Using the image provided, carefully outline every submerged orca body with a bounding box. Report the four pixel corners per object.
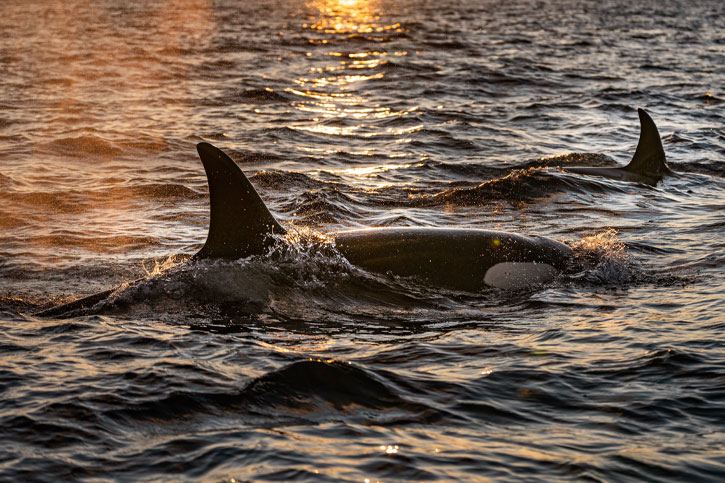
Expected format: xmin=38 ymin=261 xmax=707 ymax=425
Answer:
xmin=563 ymin=109 xmax=670 ymax=184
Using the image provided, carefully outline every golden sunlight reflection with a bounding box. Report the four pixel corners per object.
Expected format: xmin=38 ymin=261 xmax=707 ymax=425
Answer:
xmin=289 ymin=123 xmax=422 ymax=138
xmin=26 ymin=0 xmax=213 ymax=148
xmin=325 ymin=163 xmax=415 ymax=177
xmin=304 ymin=0 xmax=396 ymax=36
xmin=380 ymin=444 xmax=399 ymax=454
xmin=5 ymin=1 xmax=214 ymax=259
xmin=284 ymin=0 xmax=415 ymax=171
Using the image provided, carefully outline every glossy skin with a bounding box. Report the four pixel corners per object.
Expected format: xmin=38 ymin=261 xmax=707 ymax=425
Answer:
xmin=335 ymin=227 xmax=572 ymax=291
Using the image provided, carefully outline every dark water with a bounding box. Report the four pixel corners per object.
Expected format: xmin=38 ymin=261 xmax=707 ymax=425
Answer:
xmin=1 ymin=0 xmax=724 ymax=480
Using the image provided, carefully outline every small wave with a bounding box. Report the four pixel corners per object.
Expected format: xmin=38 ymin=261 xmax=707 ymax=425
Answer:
xmin=251 ymin=170 xmax=329 ymax=190
xmin=203 ymin=88 xmax=290 ymax=107
xmin=0 ymin=340 xmax=29 ymax=356
xmin=198 ymin=58 xmax=239 ymax=73
xmin=670 ymin=161 xmax=725 ymax=178
xmin=2 ymin=415 xmax=100 ymax=449
xmin=384 ymin=59 xmax=439 ymax=74
xmin=116 ymin=135 xmax=169 ymax=154
xmin=208 ymin=38 xmax=269 ymax=54
xmin=101 ymin=359 xmax=424 ymax=425
xmin=422 ymin=39 xmax=471 ymax=50
xmin=243 ymin=359 xmax=412 ymax=412
xmin=529 ymin=152 xmax=617 ymax=169
xmin=126 ymin=183 xmax=203 ymax=200
xmin=39 ymin=77 xmax=76 ymax=88
xmin=405 ymin=168 xmax=563 ymax=207
xmin=39 ymin=135 xmax=123 ymax=157
xmin=692 ymin=92 xmax=722 ymax=105
xmin=193 ymin=144 xmax=289 ymax=165
xmin=5 ymin=191 xmax=92 ymax=214
xmin=283 ymin=188 xmax=362 ymax=225
xmin=15 ymin=234 xmax=159 ymax=254
xmin=589 ymin=348 xmax=709 ymax=382
xmin=399 ymin=160 xmax=636 ymax=208
xmin=4 ymin=183 xmax=202 ymax=217
xmin=0 ymin=212 xmax=25 ymax=230
xmin=234 ymin=88 xmax=289 ymax=103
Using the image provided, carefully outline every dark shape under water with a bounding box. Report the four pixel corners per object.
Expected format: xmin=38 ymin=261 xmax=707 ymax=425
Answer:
xmin=564 ymin=109 xmax=670 ymax=184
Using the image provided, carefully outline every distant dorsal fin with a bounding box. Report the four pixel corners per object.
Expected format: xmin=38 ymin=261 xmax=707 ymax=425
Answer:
xmin=624 ymin=108 xmax=669 ymax=177
xmin=195 ymin=142 xmax=286 ymax=259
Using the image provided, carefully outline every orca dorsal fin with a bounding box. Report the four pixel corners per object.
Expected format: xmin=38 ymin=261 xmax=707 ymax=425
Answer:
xmin=624 ymin=108 xmax=669 ymax=178
xmin=195 ymin=142 xmax=286 ymax=259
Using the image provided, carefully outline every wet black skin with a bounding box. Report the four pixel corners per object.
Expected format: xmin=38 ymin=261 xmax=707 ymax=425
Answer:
xmin=335 ymin=228 xmax=571 ymax=291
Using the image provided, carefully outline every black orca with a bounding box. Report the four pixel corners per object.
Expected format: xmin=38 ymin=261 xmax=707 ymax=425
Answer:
xmin=38 ymin=141 xmax=576 ymax=317
xmin=563 ymin=109 xmax=670 ymax=184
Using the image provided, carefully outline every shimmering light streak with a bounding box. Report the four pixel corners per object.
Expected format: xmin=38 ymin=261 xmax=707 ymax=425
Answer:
xmin=285 ymin=0 xmax=416 ymax=165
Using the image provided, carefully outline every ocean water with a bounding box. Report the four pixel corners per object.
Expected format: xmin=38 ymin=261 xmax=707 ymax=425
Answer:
xmin=1 ymin=0 xmax=724 ymax=480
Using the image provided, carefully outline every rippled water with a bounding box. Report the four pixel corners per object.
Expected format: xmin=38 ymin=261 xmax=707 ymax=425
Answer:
xmin=1 ymin=0 xmax=724 ymax=480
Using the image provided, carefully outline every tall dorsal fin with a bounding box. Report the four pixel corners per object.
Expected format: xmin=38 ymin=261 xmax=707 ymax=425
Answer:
xmin=195 ymin=142 xmax=286 ymax=259
xmin=624 ymin=108 xmax=669 ymax=177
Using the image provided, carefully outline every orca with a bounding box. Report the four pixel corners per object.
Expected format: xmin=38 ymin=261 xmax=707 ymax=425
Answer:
xmin=191 ymin=141 xmax=572 ymax=292
xmin=563 ymin=109 xmax=670 ymax=184
xmin=201 ymin=142 xmax=574 ymax=289
xmin=38 ymin=141 xmax=575 ymax=317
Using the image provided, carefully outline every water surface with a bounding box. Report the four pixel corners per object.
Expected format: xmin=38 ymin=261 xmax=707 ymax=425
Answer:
xmin=1 ymin=0 xmax=724 ymax=481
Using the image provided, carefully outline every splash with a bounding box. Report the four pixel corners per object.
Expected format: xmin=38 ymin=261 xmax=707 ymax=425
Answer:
xmin=568 ymin=229 xmax=634 ymax=285
xmin=571 ymin=228 xmax=626 ymax=255
xmin=142 ymin=254 xmax=191 ymax=277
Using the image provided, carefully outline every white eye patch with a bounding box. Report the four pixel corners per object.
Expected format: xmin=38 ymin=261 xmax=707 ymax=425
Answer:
xmin=483 ymin=262 xmax=557 ymax=290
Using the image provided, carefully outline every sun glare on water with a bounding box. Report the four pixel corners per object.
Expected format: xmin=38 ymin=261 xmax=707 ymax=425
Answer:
xmin=286 ymin=0 xmax=415 ymax=188
xmin=337 ymin=0 xmax=363 ymax=7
